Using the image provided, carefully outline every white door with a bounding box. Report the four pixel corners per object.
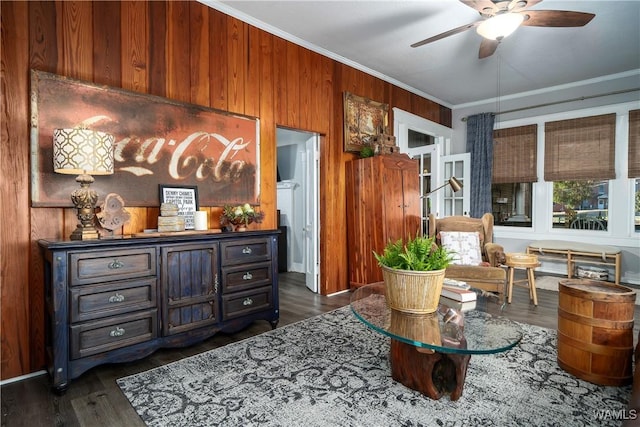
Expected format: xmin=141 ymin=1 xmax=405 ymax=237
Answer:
xmin=304 ymin=135 xmax=320 ymax=293
xmin=441 ymin=153 xmax=470 ymax=216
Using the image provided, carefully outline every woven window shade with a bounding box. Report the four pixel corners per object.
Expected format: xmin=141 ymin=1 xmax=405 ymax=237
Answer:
xmin=544 ymin=114 xmax=616 ymax=181
xmin=492 ymin=124 xmax=538 ymax=183
xmin=629 ymin=109 xmax=640 ymax=178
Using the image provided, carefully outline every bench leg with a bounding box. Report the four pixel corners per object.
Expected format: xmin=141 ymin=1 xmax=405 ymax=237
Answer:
xmin=527 ymin=267 xmax=538 ymax=306
xmin=567 ymin=251 xmax=573 ymax=279
xmin=507 ymin=267 xmax=515 ymax=304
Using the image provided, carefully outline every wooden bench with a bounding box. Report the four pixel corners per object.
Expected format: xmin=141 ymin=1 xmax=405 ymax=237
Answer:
xmin=526 ymin=240 xmax=621 ymax=285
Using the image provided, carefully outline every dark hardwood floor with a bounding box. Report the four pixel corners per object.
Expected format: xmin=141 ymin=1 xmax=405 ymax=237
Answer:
xmin=2 ymin=271 xmax=637 ymax=427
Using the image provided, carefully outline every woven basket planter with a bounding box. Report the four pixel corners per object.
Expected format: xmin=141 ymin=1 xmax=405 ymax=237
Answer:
xmin=389 ymin=309 xmax=442 ymax=347
xmin=382 ymin=265 xmax=446 ymax=314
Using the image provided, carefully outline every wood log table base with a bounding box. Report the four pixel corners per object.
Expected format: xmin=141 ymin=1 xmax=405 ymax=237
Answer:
xmin=390 ymin=339 xmax=471 ymax=401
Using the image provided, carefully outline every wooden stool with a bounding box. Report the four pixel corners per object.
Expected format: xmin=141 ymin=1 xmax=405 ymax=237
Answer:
xmin=505 ymin=253 xmax=540 ymax=305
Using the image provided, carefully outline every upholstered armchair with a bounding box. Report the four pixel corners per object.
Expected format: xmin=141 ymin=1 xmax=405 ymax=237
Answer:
xmin=428 ymin=213 xmax=507 ymax=299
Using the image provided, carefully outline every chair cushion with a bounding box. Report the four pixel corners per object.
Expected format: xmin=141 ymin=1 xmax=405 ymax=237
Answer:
xmin=440 ymin=231 xmax=483 ymax=266
xmin=437 ymin=219 xmax=486 ymax=245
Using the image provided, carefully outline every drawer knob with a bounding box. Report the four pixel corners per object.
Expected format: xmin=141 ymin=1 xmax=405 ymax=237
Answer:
xmin=242 ymin=247 xmax=252 ymax=254
xmin=108 ymin=293 xmax=125 ymax=303
xmin=108 ymin=259 xmax=124 ymax=269
xmin=243 ymin=297 xmax=253 ymax=306
xmin=242 ymin=272 xmax=253 ymax=280
xmin=109 ymin=326 xmax=125 ymax=337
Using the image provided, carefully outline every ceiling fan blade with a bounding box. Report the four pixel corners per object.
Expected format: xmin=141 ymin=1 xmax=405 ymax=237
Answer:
xmin=411 ymin=21 xmax=481 ymax=48
xmin=459 ymin=0 xmax=499 ymax=15
xmin=508 ymin=0 xmax=543 ymax=13
xmin=479 ymin=38 xmax=500 ymax=58
xmin=522 ymin=10 xmax=595 ymax=27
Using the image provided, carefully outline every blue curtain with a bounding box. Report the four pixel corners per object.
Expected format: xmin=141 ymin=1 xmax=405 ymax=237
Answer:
xmin=466 ymin=113 xmax=495 ymax=218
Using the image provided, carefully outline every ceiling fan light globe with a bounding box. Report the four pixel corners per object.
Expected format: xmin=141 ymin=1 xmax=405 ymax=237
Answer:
xmin=476 ymin=13 xmax=525 ymax=40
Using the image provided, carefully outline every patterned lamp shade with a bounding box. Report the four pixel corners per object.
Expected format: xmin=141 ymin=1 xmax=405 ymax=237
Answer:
xmin=53 ymin=128 xmax=115 ymax=175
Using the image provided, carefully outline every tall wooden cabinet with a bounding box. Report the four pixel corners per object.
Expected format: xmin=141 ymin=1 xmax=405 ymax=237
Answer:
xmin=346 ymin=153 xmax=421 ymax=288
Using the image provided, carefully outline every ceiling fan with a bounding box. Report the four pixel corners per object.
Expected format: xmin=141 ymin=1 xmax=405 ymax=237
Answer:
xmin=411 ymin=0 xmax=595 ymax=58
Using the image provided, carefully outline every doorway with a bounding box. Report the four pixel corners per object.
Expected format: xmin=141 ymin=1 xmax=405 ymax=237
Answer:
xmin=276 ymin=127 xmax=320 ymax=293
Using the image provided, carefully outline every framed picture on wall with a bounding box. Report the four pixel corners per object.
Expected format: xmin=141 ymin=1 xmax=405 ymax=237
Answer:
xmin=159 ymin=185 xmax=199 ymax=229
xmin=343 ymin=92 xmax=389 ymax=153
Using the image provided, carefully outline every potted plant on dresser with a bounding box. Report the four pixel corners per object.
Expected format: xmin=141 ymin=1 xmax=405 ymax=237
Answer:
xmin=219 ymin=204 xmax=265 ymax=232
xmin=374 ymin=235 xmax=453 ymax=314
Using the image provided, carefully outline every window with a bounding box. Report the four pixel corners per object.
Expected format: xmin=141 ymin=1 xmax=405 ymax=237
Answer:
xmin=629 ymin=109 xmax=640 ymax=178
xmin=633 ymin=179 xmax=640 ymax=233
xmin=408 ymin=129 xmax=435 ymax=148
xmin=492 ymin=182 xmax=533 ymax=226
xmin=545 ymin=114 xmax=616 ymax=231
xmin=491 ymin=124 xmax=537 ymax=226
xmin=552 ymin=180 xmax=609 ymax=230
xmin=629 ymin=110 xmax=640 ymax=232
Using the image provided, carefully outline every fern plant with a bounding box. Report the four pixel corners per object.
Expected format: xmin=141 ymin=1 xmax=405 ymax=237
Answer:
xmin=374 ymin=234 xmax=453 ymax=271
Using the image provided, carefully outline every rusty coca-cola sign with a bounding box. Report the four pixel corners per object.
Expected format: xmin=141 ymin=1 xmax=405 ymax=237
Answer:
xmin=30 ymin=70 xmax=259 ymax=207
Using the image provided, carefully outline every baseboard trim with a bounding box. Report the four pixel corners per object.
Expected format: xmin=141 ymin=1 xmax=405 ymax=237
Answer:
xmin=327 ymin=289 xmax=350 ymax=297
xmin=0 ymin=370 xmax=47 ymax=386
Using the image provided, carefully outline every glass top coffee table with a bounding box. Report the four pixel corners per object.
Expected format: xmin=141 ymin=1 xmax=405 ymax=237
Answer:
xmin=350 ymin=282 xmax=523 ymax=401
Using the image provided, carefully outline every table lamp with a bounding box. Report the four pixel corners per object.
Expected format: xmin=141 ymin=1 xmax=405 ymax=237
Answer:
xmin=53 ymin=128 xmax=115 ymax=240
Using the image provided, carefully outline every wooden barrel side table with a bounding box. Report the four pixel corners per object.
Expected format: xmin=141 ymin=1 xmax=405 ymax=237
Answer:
xmin=505 ymin=253 xmax=541 ymax=306
xmin=557 ymin=279 xmax=636 ymax=386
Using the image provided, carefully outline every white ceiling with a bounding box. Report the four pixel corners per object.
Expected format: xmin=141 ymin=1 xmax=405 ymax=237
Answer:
xmin=204 ymin=0 xmax=640 ymax=109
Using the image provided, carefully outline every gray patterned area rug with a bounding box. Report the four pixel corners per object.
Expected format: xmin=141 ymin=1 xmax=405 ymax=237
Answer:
xmin=117 ymin=307 xmax=631 ymax=427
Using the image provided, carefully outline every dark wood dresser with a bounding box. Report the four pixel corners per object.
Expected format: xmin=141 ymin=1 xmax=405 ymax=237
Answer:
xmin=38 ymin=230 xmax=279 ymax=393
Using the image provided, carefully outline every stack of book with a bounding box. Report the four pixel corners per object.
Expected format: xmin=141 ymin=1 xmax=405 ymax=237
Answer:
xmin=440 ymin=279 xmax=476 ymax=311
xmin=158 ymin=203 xmax=185 ymax=232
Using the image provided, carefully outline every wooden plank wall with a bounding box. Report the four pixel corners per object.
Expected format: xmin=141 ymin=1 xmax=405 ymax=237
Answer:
xmin=0 ymin=0 xmax=452 ymax=380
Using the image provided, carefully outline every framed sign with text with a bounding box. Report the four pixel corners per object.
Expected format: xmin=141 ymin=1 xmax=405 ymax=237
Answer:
xmin=30 ymin=70 xmax=260 ymax=207
xmin=159 ymin=185 xmax=199 ymax=229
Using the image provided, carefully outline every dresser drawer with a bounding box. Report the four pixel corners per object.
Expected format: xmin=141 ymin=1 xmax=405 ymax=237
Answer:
xmin=69 ymin=310 xmax=158 ymax=359
xmin=220 ymin=238 xmax=271 ymax=266
xmin=70 ymin=278 xmax=157 ymax=323
xmin=221 ymin=262 xmax=272 ymax=293
xmin=70 ymin=248 xmax=156 ymax=286
xmin=222 ymin=286 xmax=273 ymax=320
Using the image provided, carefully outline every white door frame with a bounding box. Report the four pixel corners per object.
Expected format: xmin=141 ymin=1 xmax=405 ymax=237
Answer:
xmin=304 ymin=135 xmax=320 ymax=293
xmin=393 ymin=107 xmax=452 ymax=219
xmin=275 ymin=127 xmax=320 ymax=293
